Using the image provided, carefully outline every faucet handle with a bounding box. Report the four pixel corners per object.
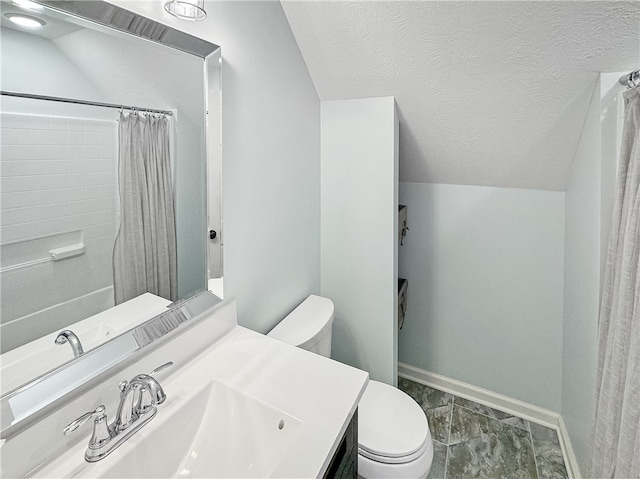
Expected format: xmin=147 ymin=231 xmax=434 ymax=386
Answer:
xmin=150 ymin=361 xmax=173 ymax=375
xmin=64 ymin=405 xmax=107 ymax=435
xmin=117 ymin=361 xmax=172 ymax=398
xmin=118 ymin=362 xmax=173 ymax=394
xmin=118 ymin=380 xmax=128 ymax=395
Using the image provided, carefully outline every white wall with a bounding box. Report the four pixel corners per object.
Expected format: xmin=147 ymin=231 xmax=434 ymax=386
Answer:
xmin=320 ymin=97 xmax=398 ymax=385
xmin=0 ymin=29 xmax=103 ymax=100
xmin=600 ymin=73 xmax=627 ymax=277
xmin=561 ymin=79 xmax=600 ymax=476
xmin=398 ymin=182 xmax=565 ymax=411
xmin=107 ymin=0 xmax=321 ymax=332
xmin=560 ymin=74 xmax=625 ymax=474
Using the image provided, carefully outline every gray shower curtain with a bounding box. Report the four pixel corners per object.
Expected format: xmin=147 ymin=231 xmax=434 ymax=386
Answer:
xmin=589 ymin=87 xmax=640 ymax=478
xmin=113 ymin=112 xmax=177 ymax=305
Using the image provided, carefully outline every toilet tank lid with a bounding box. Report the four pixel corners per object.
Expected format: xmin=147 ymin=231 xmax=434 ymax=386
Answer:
xmin=267 ymin=295 xmax=334 ymax=347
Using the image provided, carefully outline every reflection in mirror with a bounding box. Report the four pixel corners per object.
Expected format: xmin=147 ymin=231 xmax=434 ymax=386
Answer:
xmin=1 ymin=291 xmax=224 ymax=432
xmin=0 ymin=0 xmax=220 ymax=397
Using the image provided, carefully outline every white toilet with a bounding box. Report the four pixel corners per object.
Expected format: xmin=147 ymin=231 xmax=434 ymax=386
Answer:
xmin=268 ymin=295 xmax=434 ymax=479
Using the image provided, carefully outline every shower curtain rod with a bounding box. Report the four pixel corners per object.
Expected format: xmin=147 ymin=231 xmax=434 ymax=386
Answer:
xmin=0 ymin=90 xmax=174 ymax=116
xmin=619 ymin=69 xmax=639 ymax=87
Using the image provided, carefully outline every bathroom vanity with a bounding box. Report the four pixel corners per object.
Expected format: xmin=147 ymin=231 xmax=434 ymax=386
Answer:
xmin=323 ymin=411 xmax=359 ymax=478
xmin=11 ymin=297 xmax=367 ymax=478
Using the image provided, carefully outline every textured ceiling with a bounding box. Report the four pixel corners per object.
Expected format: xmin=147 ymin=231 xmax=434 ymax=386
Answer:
xmin=281 ymin=1 xmax=640 ymax=191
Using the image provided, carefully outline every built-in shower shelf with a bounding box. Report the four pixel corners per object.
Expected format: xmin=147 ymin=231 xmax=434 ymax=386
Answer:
xmin=48 ymin=243 xmax=85 ymax=261
xmin=0 ymin=230 xmax=85 ymax=273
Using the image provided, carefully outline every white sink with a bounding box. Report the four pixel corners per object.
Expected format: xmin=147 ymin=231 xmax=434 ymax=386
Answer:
xmin=39 ymin=380 xmax=303 ymax=479
xmin=104 ymin=381 xmax=302 ymax=478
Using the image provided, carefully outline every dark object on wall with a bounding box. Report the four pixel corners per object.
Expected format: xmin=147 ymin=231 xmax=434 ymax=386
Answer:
xmin=399 ymin=204 xmax=408 ymax=245
xmin=398 ymin=278 xmax=408 ymax=330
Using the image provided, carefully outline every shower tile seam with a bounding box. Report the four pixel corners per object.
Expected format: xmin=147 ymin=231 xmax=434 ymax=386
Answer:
xmin=0 ymin=209 xmax=118 ymax=220
xmin=0 ymin=203 xmax=118 ymax=212
xmin=0 ymin=184 xmax=117 ymax=193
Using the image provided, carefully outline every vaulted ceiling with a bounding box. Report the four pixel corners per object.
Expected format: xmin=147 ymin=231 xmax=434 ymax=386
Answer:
xmin=281 ymin=1 xmax=640 ymax=191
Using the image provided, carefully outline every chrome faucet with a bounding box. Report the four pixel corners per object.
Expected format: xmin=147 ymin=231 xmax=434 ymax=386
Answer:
xmin=64 ymin=362 xmax=172 ymax=462
xmin=55 ymin=329 xmax=84 ymax=358
xmin=114 ymin=373 xmax=167 ymax=432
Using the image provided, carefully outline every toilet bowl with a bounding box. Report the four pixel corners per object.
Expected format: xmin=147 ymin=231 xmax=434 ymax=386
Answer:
xmin=267 ymin=295 xmax=433 ymax=479
xmin=358 ymin=380 xmax=433 ymax=479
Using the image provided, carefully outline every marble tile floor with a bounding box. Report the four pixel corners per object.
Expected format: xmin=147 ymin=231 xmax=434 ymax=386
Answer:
xmin=398 ymin=377 xmax=569 ymax=479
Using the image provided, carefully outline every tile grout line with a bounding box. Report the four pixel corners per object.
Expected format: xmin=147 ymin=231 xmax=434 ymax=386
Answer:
xmin=448 ymin=394 xmax=455 ymax=445
xmin=443 ymin=442 xmax=450 ymax=479
xmin=529 ymin=425 xmax=541 ymax=479
xmin=443 ymin=392 xmax=455 ymax=479
xmin=454 ymin=398 xmax=530 ymax=433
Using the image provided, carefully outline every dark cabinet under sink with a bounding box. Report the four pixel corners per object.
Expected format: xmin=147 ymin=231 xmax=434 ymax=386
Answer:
xmin=323 ymin=409 xmax=358 ymax=479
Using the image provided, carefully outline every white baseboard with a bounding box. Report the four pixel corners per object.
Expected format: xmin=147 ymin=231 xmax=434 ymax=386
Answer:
xmin=398 ymin=362 xmax=581 ymax=479
xmin=557 ymin=415 xmax=582 ymax=479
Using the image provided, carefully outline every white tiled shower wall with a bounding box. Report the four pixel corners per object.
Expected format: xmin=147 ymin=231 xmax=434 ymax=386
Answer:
xmin=0 ymin=112 xmax=119 ymax=350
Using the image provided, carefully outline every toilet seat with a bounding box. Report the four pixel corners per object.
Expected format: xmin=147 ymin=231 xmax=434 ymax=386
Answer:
xmin=358 ymin=442 xmax=433 ymax=479
xmin=358 ymin=437 xmax=430 ymax=464
xmin=357 ymin=380 xmax=430 ymax=464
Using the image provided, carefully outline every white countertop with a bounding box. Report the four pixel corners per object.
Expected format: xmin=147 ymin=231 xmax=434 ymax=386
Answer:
xmin=191 ymin=325 xmax=369 ymax=477
xmin=32 ymin=300 xmax=369 ymax=478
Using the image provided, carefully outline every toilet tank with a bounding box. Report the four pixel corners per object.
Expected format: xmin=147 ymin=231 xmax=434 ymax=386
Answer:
xmin=267 ymin=295 xmax=334 ymax=357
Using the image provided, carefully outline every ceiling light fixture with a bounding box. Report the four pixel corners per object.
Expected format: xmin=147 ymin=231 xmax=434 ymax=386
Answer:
xmin=164 ymin=0 xmax=206 ymax=21
xmin=4 ymin=13 xmax=46 ymax=28
xmin=11 ymin=0 xmax=44 ymax=11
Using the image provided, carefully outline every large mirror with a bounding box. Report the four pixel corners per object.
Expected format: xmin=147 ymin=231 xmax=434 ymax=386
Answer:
xmin=0 ymin=0 xmax=221 ymax=397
